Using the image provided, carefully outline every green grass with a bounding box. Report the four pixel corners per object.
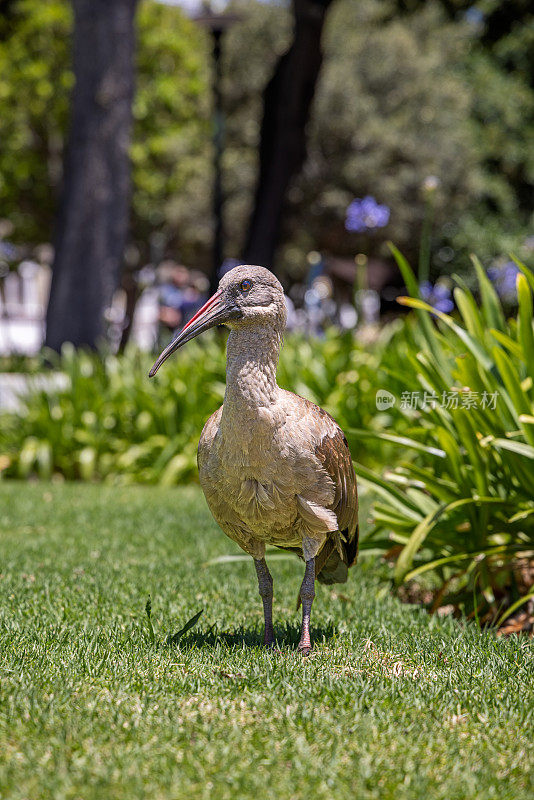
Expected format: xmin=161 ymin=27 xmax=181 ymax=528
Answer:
xmin=0 ymin=483 xmax=532 ymax=800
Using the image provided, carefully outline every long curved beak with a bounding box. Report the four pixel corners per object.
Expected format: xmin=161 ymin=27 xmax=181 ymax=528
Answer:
xmin=149 ymin=290 xmax=238 ymax=377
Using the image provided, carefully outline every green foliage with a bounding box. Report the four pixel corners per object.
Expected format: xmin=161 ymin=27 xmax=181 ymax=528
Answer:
xmin=0 ymin=0 xmax=72 ymax=243
xmin=132 ymin=0 xmax=211 ymax=262
xmin=226 ymin=0 xmax=533 ymax=274
xmin=0 ymin=482 xmax=532 ymax=799
xmin=0 ymin=337 xmax=225 ymax=484
xmin=291 ymin=0 xmax=480 ymax=270
xmin=1 ymin=0 xmax=531 ymax=273
xmin=360 ymin=252 xmax=534 ymax=620
xmin=0 ymin=328 xmax=403 ymax=483
xmin=0 ymin=0 xmax=209 ymax=258
xmin=450 ymin=43 xmax=534 ymax=266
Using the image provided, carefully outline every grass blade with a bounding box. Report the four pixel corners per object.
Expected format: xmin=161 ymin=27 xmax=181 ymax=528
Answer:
xmin=145 ymin=596 xmax=155 ymax=644
xmin=167 ymin=609 xmax=204 ymax=645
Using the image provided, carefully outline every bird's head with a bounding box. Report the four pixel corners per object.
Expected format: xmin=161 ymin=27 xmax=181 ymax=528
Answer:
xmin=149 ymin=265 xmax=286 ymax=377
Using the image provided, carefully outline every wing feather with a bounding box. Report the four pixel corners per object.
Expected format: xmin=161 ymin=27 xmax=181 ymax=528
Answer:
xmin=297 ymin=396 xmax=359 ymax=567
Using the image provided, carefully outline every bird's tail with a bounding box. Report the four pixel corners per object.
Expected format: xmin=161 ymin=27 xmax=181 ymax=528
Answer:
xmin=316 ymin=526 xmax=358 ymax=585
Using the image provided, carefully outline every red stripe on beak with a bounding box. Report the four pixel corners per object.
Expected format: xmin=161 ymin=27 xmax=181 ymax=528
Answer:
xmin=180 ymin=290 xmax=222 ymax=334
xmin=148 ymin=289 xmax=225 ymax=377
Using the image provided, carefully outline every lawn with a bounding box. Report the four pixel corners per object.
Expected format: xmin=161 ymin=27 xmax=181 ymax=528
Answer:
xmin=0 ymin=483 xmax=532 ymax=800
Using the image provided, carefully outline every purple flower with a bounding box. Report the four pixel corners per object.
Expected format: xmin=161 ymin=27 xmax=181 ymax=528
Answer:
xmin=0 ymin=241 xmax=17 ymax=260
xmin=487 ymin=261 xmax=519 ymax=300
xmin=420 ymin=281 xmax=454 ymax=313
xmin=345 ymin=196 xmax=390 ymax=233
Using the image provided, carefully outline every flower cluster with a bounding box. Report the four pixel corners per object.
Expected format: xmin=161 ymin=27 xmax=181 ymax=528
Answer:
xmin=419 ymin=281 xmax=454 ymax=313
xmin=345 ymin=196 xmax=390 ymax=233
xmin=0 ymin=240 xmax=17 ymax=261
xmin=487 ymin=261 xmax=519 ymax=300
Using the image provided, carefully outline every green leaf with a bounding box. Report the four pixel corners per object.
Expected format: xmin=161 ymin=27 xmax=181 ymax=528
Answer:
xmin=167 ymin=609 xmax=204 ymax=645
xmin=490 ymin=438 xmax=534 ymax=459
xmin=511 ymin=254 xmax=534 ymax=295
xmin=397 ymin=296 xmax=493 ymax=371
xmin=471 ymin=255 xmax=506 ymax=332
xmin=495 ymin=589 xmax=534 ymax=629
xmin=517 ymin=273 xmax=534 ymax=380
xmin=435 ymin=427 xmax=464 ymax=486
xmin=405 ymin=543 xmax=521 ymax=581
xmin=489 ymin=328 xmax=523 ymax=360
xmin=508 ymin=506 xmax=534 ymax=523
xmin=355 ymin=462 xmax=423 ymax=519
xmin=492 ymin=346 xmax=534 ymax=445
xmin=405 ymin=487 xmax=440 ymax=515
xmin=347 ymin=429 xmax=445 ymax=457
xmin=388 ymin=243 xmax=442 ymax=363
xmin=372 ymin=507 xmax=416 ymax=530
xmin=453 ymin=287 xmax=485 ymax=341
xmin=397 ymin=462 xmax=458 ymax=503
xmin=395 ymin=497 xmax=512 ymax=584
xmin=452 ymin=409 xmax=488 ymax=496
xmin=388 ymin=242 xmax=419 ymax=297
xmin=414 ymin=351 xmax=452 ymax=393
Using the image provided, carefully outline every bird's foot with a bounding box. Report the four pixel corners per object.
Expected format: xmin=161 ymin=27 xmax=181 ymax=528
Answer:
xmin=297 ymin=633 xmax=313 ymax=656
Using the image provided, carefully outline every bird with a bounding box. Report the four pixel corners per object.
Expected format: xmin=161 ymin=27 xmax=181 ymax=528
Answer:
xmin=149 ymin=265 xmax=358 ymax=653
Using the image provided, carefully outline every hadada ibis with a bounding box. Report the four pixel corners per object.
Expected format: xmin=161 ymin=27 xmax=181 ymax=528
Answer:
xmin=149 ymin=266 xmax=358 ymax=653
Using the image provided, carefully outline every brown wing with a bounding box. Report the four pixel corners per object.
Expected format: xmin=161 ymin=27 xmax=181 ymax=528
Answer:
xmin=315 ymin=424 xmax=359 ymax=566
xmin=295 ymin=394 xmax=359 ymax=571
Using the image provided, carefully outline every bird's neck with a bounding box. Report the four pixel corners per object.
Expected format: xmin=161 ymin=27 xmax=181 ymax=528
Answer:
xmin=222 ymin=324 xmax=282 ymax=421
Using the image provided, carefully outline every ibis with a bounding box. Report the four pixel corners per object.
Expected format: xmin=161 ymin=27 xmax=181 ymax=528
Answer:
xmin=149 ymin=265 xmax=358 ymax=653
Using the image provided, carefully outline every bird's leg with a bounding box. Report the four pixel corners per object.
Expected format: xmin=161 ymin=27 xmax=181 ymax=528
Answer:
xmin=254 ymin=558 xmax=275 ymax=647
xmin=297 ymin=558 xmax=315 ymax=655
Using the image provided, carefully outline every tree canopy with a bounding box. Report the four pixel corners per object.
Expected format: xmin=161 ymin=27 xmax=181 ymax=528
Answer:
xmin=0 ymin=0 xmax=532 ymax=279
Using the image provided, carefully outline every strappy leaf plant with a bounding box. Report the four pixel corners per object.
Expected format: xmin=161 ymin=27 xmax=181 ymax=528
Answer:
xmin=356 ymin=250 xmax=534 ymax=623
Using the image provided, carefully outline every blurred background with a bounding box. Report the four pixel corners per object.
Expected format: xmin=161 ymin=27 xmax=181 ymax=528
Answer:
xmin=0 ymin=0 xmax=533 ymax=355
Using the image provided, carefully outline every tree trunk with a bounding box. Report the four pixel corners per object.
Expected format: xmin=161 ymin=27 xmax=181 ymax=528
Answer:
xmin=0 ymin=1 xmax=16 ymax=40
xmin=45 ymin=0 xmax=138 ymax=351
xmin=243 ymin=0 xmax=333 ymax=270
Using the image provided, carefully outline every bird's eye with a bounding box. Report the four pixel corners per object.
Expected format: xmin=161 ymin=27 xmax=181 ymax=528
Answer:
xmin=240 ymin=279 xmax=252 ymax=294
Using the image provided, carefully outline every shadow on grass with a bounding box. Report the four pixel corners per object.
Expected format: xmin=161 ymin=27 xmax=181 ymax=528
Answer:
xmin=169 ymin=621 xmax=338 ymax=651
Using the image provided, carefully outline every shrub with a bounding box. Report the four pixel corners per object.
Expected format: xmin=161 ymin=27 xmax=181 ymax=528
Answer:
xmin=358 ymin=251 xmax=534 ymax=624
xmin=0 ymin=327 xmax=405 ymax=484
